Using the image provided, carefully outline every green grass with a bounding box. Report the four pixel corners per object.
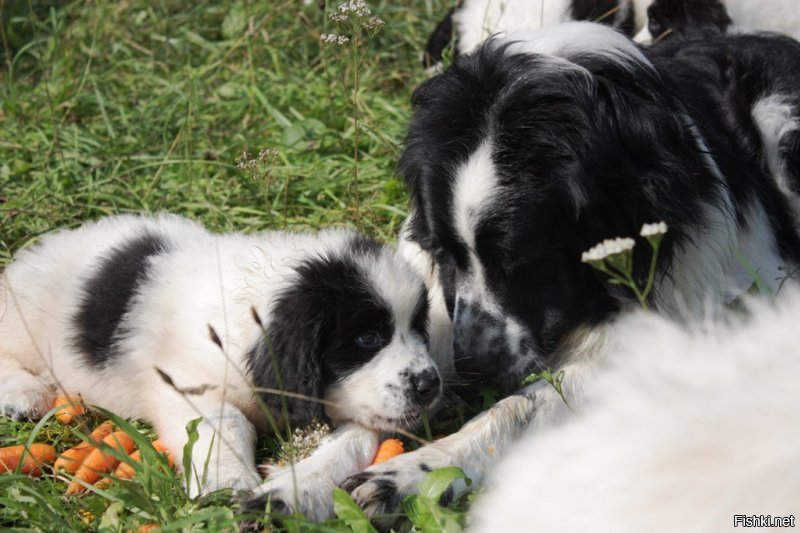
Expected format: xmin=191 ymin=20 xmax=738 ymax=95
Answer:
xmin=0 ymin=0 xmax=476 ymax=530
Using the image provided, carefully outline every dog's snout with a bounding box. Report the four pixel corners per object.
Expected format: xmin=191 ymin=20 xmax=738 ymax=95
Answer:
xmin=410 ymin=368 xmax=441 ymax=407
xmin=453 ymin=301 xmax=505 ymax=380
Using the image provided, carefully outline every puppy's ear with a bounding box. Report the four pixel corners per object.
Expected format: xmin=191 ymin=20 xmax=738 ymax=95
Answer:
xmin=248 ymin=293 xmax=328 ymax=427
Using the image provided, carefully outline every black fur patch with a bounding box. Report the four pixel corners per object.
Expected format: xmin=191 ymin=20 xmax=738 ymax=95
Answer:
xmin=646 ymin=0 xmax=731 ymax=40
xmin=246 ymin=239 xmax=397 ymax=427
xmin=572 ymin=0 xmax=635 ymax=35
xmin=422 ymin=7 xmax=455 ymax=68
xmin=72 ymin=233 xmax=166 ymax=367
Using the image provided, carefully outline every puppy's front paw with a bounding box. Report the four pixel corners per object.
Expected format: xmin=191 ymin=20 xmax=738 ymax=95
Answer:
xmin=245 ymin=464 xmax=337 ymax=522
xmin=0 ymin=373 xmax=52 ymax=420
xmin=237 ymin=488 xmax=292 ymax=531
xmin=341 ymin=448 xmax=455 ymax=519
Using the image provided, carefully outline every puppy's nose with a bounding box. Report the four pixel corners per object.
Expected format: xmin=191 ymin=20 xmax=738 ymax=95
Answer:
xmin=411 ymin=368 xmax=441 ymax=407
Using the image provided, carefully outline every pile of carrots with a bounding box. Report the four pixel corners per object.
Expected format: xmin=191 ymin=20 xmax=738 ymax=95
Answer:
xmin=2 ymin=394 xmax=405 ymax=490
xmin=0 ymin=395 xmax=174 ymax=495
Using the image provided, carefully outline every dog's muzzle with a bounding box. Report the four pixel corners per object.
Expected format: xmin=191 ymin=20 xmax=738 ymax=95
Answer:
xmin=452 ymin=300 xmax=508 ymax=381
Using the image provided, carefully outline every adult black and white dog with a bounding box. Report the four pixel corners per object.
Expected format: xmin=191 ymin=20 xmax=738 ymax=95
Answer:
xmin=341 ymin=22 xmax=800 ymax=516
xmin=0 ymin=214 xmax=441 ymax=518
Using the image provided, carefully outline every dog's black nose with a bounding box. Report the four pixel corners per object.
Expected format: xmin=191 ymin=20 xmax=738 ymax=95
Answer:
xmin=411 ymin=368 xmax=441 ymax=407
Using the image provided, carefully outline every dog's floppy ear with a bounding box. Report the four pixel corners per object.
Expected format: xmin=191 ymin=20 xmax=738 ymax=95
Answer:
xmin=248 ymin=288 xmax=328 ymax=427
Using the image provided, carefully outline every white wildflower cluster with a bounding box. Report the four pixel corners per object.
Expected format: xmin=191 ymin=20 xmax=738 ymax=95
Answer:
xmin=279 ymin=420 xmax=331 ymax=463
xmin=330 ymin=0 xmax=370 ymax=21
xmin=235 ymin=151 xmax=256 ymax=172
xmin=329 ymin=0 xmax=384 ymax=32
xmin=235 ymin=148 xmax=279 ymax=172
xmin=581 ymin=237 xmax=635 ymax=263
xmin=640 ymin=221 xmax=668 ymax=237
xmin=320 ymin=33 xmax=350 ymax=45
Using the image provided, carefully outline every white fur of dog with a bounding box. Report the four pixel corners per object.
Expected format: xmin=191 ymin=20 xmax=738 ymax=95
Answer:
xmin=470 ymin=291 xmax=800 ymax=533
xmin=0 ymin=214 xmax=441 ymax=518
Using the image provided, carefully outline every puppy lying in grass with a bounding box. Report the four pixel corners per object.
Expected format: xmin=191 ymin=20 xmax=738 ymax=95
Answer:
xmin=0 ymin=214 xmax=441 ymax=518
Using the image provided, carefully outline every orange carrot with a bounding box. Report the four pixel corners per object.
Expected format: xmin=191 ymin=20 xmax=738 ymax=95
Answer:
xmin=371 ymin=438 xmax=404 ymax=465
xmin=55 ymin=421 xmax=115 ymax=474
xmin=138 ymin=523 xmax=160 ymax=533
xmin=66 ymin=430 xmax=135 ymax=495
xmin=0 ymin=443 xmax=57 ymax=475
xmin=52 ymin=394 xmax=85 ymax=424
xmin=110 ymin=439 xmax=175 ymax=481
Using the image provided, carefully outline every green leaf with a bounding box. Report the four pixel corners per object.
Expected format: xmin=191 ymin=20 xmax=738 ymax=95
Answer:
xmin=98 ymin=500 xmax=123 ymax=530
xmin=332 ymin=488 xmax=377 ymax=533
xmin=182 ymin=417 xmax=203 ymax=496
xmin=221 ymin=5 xmax=248 ymax=40
xmin=404 ymin=467 xmax=471 ymax=533
xmin=281 ymin=118 xmax=328 ymax=148
xmin=419 ymin=466 xmax=471 ymax=500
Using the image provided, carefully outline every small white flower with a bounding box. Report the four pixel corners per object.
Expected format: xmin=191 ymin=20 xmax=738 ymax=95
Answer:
xmin=581 ymin=237 xmax=635 ymax=263
xmin=337 ymin=0 xmax=370 ymax=17
xmin=280 ymin=420 xmax=331 ymax=463
xmin=364 ymin=15 xmax=384 ymax=31
xmin=320 ymin=33 xmax=350 ymax=45
xmin=640 ymin=222 xmax=668 ymax=237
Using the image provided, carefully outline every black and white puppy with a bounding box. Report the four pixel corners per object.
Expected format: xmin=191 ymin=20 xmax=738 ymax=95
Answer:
xmin=0 ymin=214 xmax=441 ymax=518
xmin=342 ymin=22 xmax=800 ymax=515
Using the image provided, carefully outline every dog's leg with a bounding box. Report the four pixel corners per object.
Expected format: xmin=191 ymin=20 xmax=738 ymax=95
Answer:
xmin=241 ymin=423 xmax=379 ymax=522
xmin=341 ymin=363 xmax=591 ymax=521
xmin=0 ymin=357 xmax=54 ymax=420
xmin=153 ymin=394 xmax=261 ymax=496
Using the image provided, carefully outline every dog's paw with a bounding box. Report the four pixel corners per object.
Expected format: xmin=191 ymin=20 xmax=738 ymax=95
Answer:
xmin=341 ymin=447 xmax=456 ymax=518
xmin=0 ymin=373 xmax=52 ymax=420
xmin=245 ymin=464 xmax=337 ymax=522
xmin=236 ymin=489 xmax=292 ymax=532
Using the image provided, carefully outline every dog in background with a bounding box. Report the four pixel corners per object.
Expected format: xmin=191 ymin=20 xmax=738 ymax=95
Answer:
xmin=341 ymin=22 xmax=800 ymax=517
xmin=424 ymin=0 xmax=800 ymax=68
xmin=638 ymin=0 xmax=800 ymax=42
xmin=0 ymin=213 xmax=441 ymax=519
xmin=470 ymin=290 xmax=800 ymax=533
xmin=423 ymin=0 xmax=636 ymax=68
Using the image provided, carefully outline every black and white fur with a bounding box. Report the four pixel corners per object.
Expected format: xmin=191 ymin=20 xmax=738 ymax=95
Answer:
xmin=341 ymin=23 xmax=800 ymax=516
xmin=637 ymin=0 xmax=800 ymax=43
xmin=424 ymin=0 xmax=800 ymax=68
xmin=0 ymin=214 xmax=441 ymax=518
xmin=470 ymin=291 xmax=800 ymax=533
xmin=423 ymin=0 xmax=636 ymax=68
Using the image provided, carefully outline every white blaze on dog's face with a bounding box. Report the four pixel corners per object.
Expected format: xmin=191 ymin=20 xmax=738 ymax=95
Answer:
xmin=249 ymin=234 xmax=441 ymax=431
xmin=324 ymin=249 xmax=441 ymax=431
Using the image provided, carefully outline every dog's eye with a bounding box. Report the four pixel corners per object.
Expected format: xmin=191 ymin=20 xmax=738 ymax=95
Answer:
xmin=355 ymin=330 xmax=385 ymax=350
